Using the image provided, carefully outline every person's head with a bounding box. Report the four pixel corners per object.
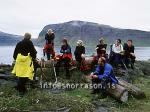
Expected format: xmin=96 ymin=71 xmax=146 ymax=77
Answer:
xmin=115 ymin=39 xmax=121 ymax=46
xmin=24 ymin=33 xmax=31 ymax=40
xmin=47 ymin=29 xmax=53 ymax=35
xmin=127 ymin=39 xmax=133 ymax=47
xmin=62 ymin=38 xmax=68 ymax=46
xmin=99 ymin=38 xmax=105 ymax=45
xmin=98 ymin=57 xmax=106 ymax=66
xmin=77 ymin=40 xmax=83 ymax=46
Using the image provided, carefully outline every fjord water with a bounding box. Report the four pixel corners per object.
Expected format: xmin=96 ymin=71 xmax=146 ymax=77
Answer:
xmin=0 ymin=46 xmax=150 ymax=64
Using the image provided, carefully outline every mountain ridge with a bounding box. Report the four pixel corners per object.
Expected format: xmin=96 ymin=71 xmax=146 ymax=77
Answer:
xmin=0 ymin=31 xmax=23 ymax=46
xmin=38 ymin=20 xmax=150 ymax=46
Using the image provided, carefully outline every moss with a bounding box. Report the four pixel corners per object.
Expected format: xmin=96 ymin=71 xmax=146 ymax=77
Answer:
xmin=0 ymin=61 xmax=150 ymax=111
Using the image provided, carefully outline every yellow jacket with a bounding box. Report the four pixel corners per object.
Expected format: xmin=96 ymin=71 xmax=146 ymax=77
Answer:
xmin=12 ymin=53 xmax=34 ymax=80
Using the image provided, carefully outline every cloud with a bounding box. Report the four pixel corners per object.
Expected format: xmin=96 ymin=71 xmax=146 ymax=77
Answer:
xmin=0 ymin=0 xmax=150 ymax=38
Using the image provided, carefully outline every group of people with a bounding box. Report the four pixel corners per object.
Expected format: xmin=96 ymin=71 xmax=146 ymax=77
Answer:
xmin=109 ymin=39 xmax=135 ymax=69
xmin=12 ymin=29 xmax=136 ymax=97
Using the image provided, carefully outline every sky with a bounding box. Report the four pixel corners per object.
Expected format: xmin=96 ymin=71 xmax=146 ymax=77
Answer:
xmin=0 ymin=0 xmax=150 ymax=38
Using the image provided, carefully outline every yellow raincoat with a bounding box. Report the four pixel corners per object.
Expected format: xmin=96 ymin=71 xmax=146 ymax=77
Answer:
xmin=12 ymin=53 xmax=34 ymax=80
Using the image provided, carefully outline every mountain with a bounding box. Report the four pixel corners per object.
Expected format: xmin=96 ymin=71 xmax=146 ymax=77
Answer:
xmin=38 ymin=20 xmax=150 ymax=46
xmin=0 ymin=31 xmax=23 ymax=46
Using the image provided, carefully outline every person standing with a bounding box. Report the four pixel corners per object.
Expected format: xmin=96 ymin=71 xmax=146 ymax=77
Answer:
xmin=12 ymin=33 xmax=37 ymax=95
xmin=43 ymin=29 xmax=55 ymax=60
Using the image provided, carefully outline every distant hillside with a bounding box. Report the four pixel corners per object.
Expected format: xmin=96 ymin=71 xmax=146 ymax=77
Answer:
xmin=38 ymin=21 xmax=150 ymax=46
xmin=0 ymin=31 xmax=23 ymax=46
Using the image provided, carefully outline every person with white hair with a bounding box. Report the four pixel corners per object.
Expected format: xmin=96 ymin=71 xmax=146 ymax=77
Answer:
xmin=43 ymin=29 xmax=55 ymax=60
xmin=74 ymin=40 xmax=85 ymax=68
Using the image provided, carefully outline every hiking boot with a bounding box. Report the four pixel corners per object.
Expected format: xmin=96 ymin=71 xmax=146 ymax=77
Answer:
xmin=91 ymin=90 xmax=100 ymax=94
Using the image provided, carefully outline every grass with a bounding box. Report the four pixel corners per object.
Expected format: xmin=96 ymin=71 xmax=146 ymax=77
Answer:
xmin=0 ymin=61 xmax=150 ymax=112
xmin=64 ymin=75 xmax=150 ymax=112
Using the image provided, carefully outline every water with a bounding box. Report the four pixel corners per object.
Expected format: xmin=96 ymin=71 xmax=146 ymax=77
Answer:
xmin=0 ymin=46 xmax=150 ymax=64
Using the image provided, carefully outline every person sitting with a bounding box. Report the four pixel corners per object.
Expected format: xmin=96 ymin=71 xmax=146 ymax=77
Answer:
xmin=74 ymin=40 xmax=85 ymax=69
xmin=96 ymin=38 xmax=107 ymax=58
xmin=43 ymin=29 xmax=55 ymax=60
xmin=123 ymin=40 xmax=136 ymax=69
xmin=111 ymin=39 xmax=124 ymax=67
xmin=91 ymin=38 xmax=107 ymax=68
xmin=55 ymin=38 xmax=72 ymax=79
xmin=12 ymin=33 xmax=37 ymax=96
xmin=90 ymin=57 xmax=118 ymax=98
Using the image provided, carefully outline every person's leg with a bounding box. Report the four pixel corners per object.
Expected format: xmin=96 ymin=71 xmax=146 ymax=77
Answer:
xmin=46 ymin=53 xmax=50 ymax=60
xmin=17 ymin=77 xmax=28 ymax=95
xmin=125 ymin=57 xmax=130 ymax=68
xmin=131 ymin=56 xmax=135 ymax=69
xmin=55 ymin=59 xmax=62 ymax=76
xmin=51 ymin=47 xmax=55 ymax=59
xmin=113 ymin=53 xmax=119 ymax=68
xmin=100 ymin=78 xmax=111 ymax=98
xmin=76 ymin=57 xmax=82 ymax=70
xmin=64 ymin=58 xmax=71 ymax=79
xmin=91 ymin=78 xmax=101 ymax=94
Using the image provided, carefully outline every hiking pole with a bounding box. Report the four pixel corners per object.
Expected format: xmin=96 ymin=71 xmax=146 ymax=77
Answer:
xmin=121 ymin=59 xmax=128 ymax=71
xmin=52 ymin=60 xmax=58 ymax=83
xmin=40 ymin=66 xmax=47 ymax=80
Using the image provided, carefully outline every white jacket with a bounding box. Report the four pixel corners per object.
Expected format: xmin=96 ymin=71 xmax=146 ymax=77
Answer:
xmin=112 ymin=44 xmax=123 ymax=54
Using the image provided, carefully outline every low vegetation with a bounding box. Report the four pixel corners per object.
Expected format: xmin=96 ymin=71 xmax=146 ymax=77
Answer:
xmin=0 ymin=61 xmax=150 ymax=112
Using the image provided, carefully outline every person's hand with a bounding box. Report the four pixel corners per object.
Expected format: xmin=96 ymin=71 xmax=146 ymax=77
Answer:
xmin=120 ymin=51 xmax=124 ymax=55
xmin=93 ymin=75 xmax=98 ymax=78
xmin=51 ymin=59 xmax=54 ymax=62
xmin=81 ymin=54 xmax=85 ymax=59
xmin=101 ymin=48 xmax=106 ymax=51
xmin=65 ymin=50 xmax=67 ymax=53
xmin=90 ymin=72 xmax=94 ymax=78
xmin=130 ymin=53 xmax=135 ymax=57
xmin=95 ymin=47 xmax=99 ymax=50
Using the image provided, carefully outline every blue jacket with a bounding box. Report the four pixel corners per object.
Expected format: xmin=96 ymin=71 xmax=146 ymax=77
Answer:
xmin=94 ymin=63 xmax=118 ymax=84
xmin=60 ymin=45 xmax=71 ymax=54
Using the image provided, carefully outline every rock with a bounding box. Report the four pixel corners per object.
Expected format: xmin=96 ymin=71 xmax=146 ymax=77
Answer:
xmin=95 ymin=106 xmax=108 ymax=112
xmin=0 ymin=74 xmax=15 ymax=80
xmin=0 ymin=79 xmax=17 ymax=87
xmin=0 ymin=69 xmax=5 ymax=74
xmin=92 ymin=101 xmax=109 ymax=112
xmin=56 ymin=107 xmax=70 ymax=112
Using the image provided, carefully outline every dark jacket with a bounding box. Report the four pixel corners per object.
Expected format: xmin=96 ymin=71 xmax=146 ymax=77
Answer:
xmin=13 ymin=39 xmax=37 ymax=60
xmin=96 ymin=44 xmax=107 ymax=55
xmin=74 ymin=46 xmax=85 ymax=62
xmin=45 ymin=33 xmax=55 ymax=44
xmin=123 ymin=43 xmax=134 ymax=57
xmin=60 ymin=44 xmax=71 ymax=54
xmin=94 ymin=63 xmax=118 ymax=84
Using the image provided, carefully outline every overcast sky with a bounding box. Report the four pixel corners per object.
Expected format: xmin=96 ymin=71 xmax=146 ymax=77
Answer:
xmin=0 ymin=0 xmax=150 ymax=38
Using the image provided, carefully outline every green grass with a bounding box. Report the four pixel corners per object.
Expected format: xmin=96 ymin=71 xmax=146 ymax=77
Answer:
xmin=0 ymin=61 xmax=150 ymax=112
xmin=64 ymin=75 xmax=150 ymax=112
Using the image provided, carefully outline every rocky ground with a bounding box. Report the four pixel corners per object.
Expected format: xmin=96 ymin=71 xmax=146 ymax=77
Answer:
xmin=0 ymin=61 xmax=150 ymax=112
